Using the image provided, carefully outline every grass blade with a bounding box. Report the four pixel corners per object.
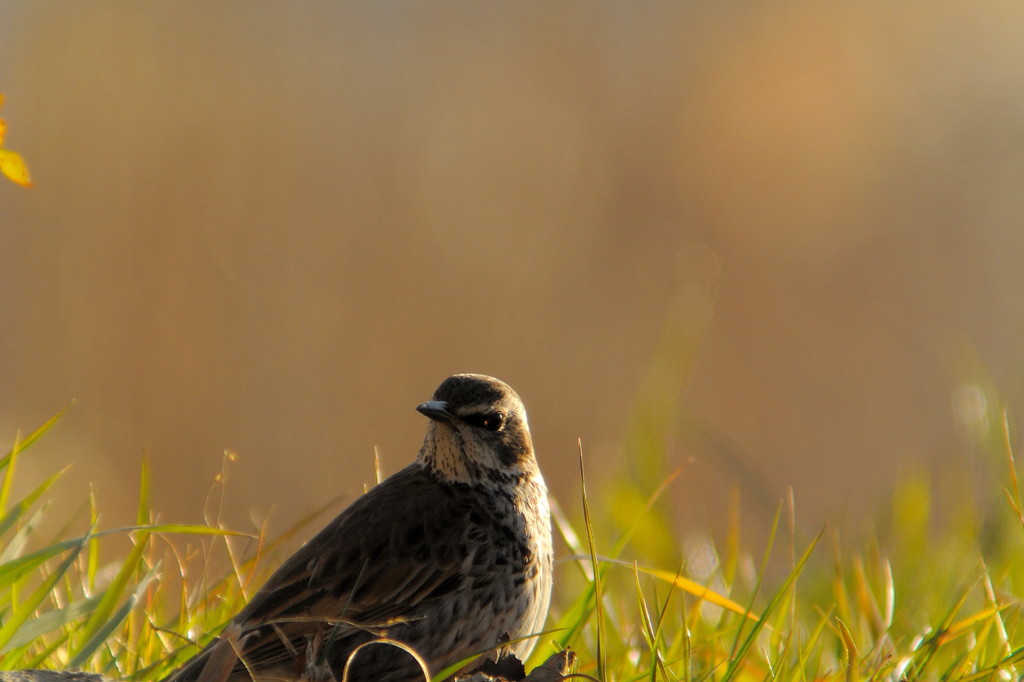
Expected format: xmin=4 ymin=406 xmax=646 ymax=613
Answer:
xmin=579 ymin=441 xmax=606 ymax=682
xmin=721 ymin=526 xmax=824 ymax=682
xmin=68 ymin=568 xmax=157 ymax=668
xmin=604 ymin=558 xmax=757 ymax=620
xmin=0 ymin=466 xmax=70 ymax=540
xmin=4 ymin=594 xmax=102 ymax=650
xmin=0 ymin=403 xmax=73 ymax=474
xmin=0 ymin=533 xmax=88 ymax=653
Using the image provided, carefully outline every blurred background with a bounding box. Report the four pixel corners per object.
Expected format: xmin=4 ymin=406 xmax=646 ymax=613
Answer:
xmin=2 ymin=2 xmax=1024 ymax=546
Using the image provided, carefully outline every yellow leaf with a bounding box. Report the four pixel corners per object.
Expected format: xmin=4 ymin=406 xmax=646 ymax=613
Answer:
xmin=0 ymin=118 xmax=6 ymax=146
xmin=0 ymin=148 xmax=32 ymax=187
xmin=624 ymin=561 xmax=760 ymax=621
xmin=937 ymin=605 xmax=1005 ymax=644
xmin=834 ymin=617 xmax=860 ymax=682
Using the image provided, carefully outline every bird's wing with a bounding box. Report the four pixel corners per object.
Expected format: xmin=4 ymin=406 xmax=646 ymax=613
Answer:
xmin=164 ymin=464 xmax=471 ymax=682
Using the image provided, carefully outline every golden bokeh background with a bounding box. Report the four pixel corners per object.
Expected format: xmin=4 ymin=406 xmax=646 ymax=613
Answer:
xmin=2 ymin=2 xmax=1024 ymax=541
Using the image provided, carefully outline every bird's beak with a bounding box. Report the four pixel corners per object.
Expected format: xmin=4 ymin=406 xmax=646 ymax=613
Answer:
xmin=416 ymin=400 xmax=455 ymax=423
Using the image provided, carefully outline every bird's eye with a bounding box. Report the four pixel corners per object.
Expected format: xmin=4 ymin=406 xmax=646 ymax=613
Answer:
xmin=463 ymin=412 xmax=505 ymax=431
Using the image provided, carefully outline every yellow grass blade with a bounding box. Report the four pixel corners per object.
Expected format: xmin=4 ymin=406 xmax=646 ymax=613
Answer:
xmin=603 ymin=558 xmax=758 ymax=621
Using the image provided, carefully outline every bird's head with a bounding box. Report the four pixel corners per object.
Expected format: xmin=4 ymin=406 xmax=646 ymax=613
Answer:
xmin=416 ymin=374 xmax=537 ymax=485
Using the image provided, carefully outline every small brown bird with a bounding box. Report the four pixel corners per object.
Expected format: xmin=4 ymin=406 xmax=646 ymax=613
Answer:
xmin=163 ymin=374 xmax=553 ymax=682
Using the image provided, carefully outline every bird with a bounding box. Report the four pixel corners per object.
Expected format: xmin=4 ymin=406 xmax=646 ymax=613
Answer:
xmin=162 ymin=374 xmax=553 ymax=682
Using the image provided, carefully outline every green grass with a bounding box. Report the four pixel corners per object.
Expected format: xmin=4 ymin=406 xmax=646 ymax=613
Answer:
xmin=1 ymin=383 xmax=1022 ymax=682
